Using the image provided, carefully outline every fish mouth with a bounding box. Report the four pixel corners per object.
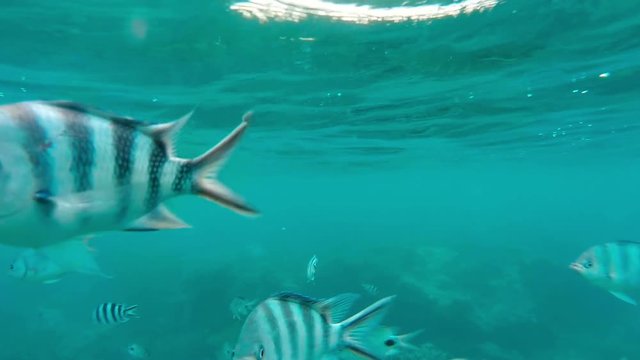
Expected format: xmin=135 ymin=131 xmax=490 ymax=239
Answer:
xmin=569 ymin=262 xmax=583 ymax=272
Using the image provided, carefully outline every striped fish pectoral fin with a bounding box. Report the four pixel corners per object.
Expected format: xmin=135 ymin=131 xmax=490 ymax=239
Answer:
xmin=338 ymin=296 xmax=396 ymax=360
xmin=318 ymin=293 xmax=361 ymax=323
xmin=125 ymin=205 xmax=191 ymax=231
xmin=37 ymin=190 xmax=120 ymax=219
xmin=609 ymin=291 xmax=638 ymax=305
xmin=190 ymin=111 xmax=258 ymax=216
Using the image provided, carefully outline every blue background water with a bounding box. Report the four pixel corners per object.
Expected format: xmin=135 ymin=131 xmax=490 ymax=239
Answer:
xmin=1 ymin=0 xmax=640 ymax=359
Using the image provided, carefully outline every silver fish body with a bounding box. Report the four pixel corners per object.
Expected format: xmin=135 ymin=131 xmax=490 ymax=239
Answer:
xmin=0 ymin=101 xmax=257 ymax=248
xmin=571 ymin=241 xmax=640 ymax=305
xmin=232 ymin=292 xmax=395 ymax=360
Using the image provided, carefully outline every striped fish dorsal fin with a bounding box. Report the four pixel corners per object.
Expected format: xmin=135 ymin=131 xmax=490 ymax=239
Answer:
xmin=271 ymin=292 xmax=319 ymax=306
xmin=317 ymin=293 xmax=361 ymax=323
xmin=271 ymin=292 xmax=360 ymax=323
xmin=44 ymin=100 xmax=193 ymax=158
xmin=44 ymin=101 xmax=150 ymax=127
xmin=140 ymin=110 xmax=193 ymax=158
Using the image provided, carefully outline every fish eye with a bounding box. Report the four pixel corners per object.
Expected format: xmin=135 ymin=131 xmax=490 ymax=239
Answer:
xmin=385 ymin=339 xmax=396 ymax=347
xmin=258 ymin=346 xmax=265 ymax=359
xmin=584 ymin=260 xmax=593 ymax=268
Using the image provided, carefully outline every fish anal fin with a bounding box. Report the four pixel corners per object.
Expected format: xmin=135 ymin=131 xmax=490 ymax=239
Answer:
xmin=609 ymin=291 xmax=638 ymax=305
xmin=125 ymin=205 xmax=190 ymax=232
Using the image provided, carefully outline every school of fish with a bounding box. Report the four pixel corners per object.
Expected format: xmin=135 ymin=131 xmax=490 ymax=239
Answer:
xmin=1 ymin=99 xmax=634 ymax=359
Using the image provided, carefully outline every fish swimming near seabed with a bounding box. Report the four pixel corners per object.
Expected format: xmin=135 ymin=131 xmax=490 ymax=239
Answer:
xmin=366 ymin=326 xmax=422 ymax=358
xmin=127 ymin=343 xmax=150 ymax=359
xmin=0 ymin=100 xmax=258 ymax=248
xmin=94 ymin=302 xmax=140 ymax=324
xmin=232 ymin=292 xmax=396 ymax=360
xmin=8 ymin=236 xmax=111 ymax=284
xmin=571 ymin=241 xmax=640 ymax=305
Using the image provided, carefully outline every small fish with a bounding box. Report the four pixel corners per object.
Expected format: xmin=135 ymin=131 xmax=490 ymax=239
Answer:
xmin=232 ymin=292 xmax=396 ymax=360
xmin=127 ymin=343 xmax=150 ymax=359
xmin=307 ymin=254 xmax=318 ymax=283
xmin=362 ymin=283 xmax=379 ymax=296
xmin=366 ymin=326 xmax=422 ymax=358
xmin=571 ymin=241 xmax=640 ymax=305
xmin=94 ymin=302 xmax=139 ymax=324
xmin=230 ymin=297 xmax=258 ymax=320
xmin=0 ymin=101 xmax=257 ymax=249
xmin=8 ymin=237 xmax=111 ymax=284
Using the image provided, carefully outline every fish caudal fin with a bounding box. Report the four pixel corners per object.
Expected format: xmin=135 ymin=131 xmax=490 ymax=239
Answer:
xmin=190 ymin=111 xmax=258 ymax=216
xmin=125 ymin=305 xmax=140 ymax=319
xmin=338 ymin=296 xmax=396 ymax=360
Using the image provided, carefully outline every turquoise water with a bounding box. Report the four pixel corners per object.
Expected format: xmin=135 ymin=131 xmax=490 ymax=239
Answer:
xmin=1 ymin=0 xmax=640 ymax=359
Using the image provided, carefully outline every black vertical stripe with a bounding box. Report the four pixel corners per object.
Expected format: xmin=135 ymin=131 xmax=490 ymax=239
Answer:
xmin=110 ymin=303 xmax=118 ymax=323
xmin=281 ymin=302 xmax=297 ymax=360
xmin=262 ymin=303 xmax=281 ymax=360
xmin=146 ymin=141 xmax=168 ymax=211
xmin=171 ymin=161 xmax=194 ymax=193
xmin=117 ymin=304 xmax=124 ymax=321
xmin=322 ymin=319 xmax=331 ymax=355
xmin=65 ymin=112 xmax=95 ymax=193
xmin=301 ymin=305 xmax=314 ymax=360
xmin=112 ymin=123 xmax=136 ymax=219
xmin=8 ymin=104 xmax=55 ymax=217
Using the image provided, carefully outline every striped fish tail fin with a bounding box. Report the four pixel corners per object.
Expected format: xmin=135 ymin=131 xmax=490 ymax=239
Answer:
xmin=124 ymin=305 xmax=140 ymax=319
xmin=189 ymin=111 xmax=258 ymax=216
xmin=338 ymin=295 xmax=396 ymax=360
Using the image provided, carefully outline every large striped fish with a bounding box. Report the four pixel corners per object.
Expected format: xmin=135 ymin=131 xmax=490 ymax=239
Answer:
xmin=0 ymin=100 xmax=257 ymax=248
xmin=232 ymin=292 xmax=395 ymax=360
xmin=570 ymin=241 xmax=640 ymax=305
